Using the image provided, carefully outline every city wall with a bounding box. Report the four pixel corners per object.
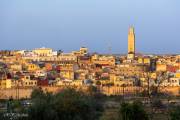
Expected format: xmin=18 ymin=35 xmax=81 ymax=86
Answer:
xmin=0 ymin=86 xmax=180 ymax=99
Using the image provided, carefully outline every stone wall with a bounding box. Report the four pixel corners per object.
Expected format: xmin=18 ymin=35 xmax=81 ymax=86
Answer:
xmin=0 ymin=86 xmax=180 ymax=99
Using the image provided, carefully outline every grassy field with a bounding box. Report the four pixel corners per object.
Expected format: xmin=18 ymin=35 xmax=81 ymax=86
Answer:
xmin=99 ymin=96 xmax=173 ymax=120
xmin=100 ymin=107 xmax=170 ymax=120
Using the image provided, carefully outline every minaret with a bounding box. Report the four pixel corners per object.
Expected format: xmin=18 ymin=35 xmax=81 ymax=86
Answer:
xmin=127 ymin=27 xmax=135 ymax=60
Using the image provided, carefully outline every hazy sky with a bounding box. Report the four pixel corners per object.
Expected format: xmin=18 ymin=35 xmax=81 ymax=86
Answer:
xmin=0 ymin=0 xmax=180 ymax=54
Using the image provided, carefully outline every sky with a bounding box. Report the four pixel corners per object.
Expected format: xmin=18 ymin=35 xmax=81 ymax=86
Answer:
xmin=0 ymin=0 xmax=180 ymax=54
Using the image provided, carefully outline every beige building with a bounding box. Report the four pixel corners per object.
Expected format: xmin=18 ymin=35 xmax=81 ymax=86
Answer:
xmin=116 ymin=64 xmax=149 ymax=77
xmin=114 ymin=80 xmax=134 ymax=87
xmin=109 ymin=73 xmax=134 ymax=86
xmin=22 ymin=80 xmax=37 ymax=87
xmin=138 ymin=57 xmax=151 ymax=64
xmin=0 ymin=79 xmax=12 ymax=89
xmin=55 ymin=80 xmax=83 ymax=86
xmin=156 ymin=64 xmax=167 ymax=72
xmin=27 ymin=63 xmax=40 ymax=72
xmin=169 ymin=78 xmax=180 ymax=87
xmin=72 ymin=47 xmax=88 ymax=56
xmin=23 ymin=53 xmax=77 ymax=62
xmin=138 ymin=57 xmax=143 ymax=64
xmin=10 ymin=64 xmax=22 ymax=71
xmin=59 ymin=61 xmax=78 ymax=80
xmin=33 ymin=47 xmax=53 ymax=57
xmin=16 ymin=75 xmax=38 ymax=87
xmin=91 ymin=54 xmax=115 ymax=66
xmin=58 ymin=53 xmax=77 ymax=61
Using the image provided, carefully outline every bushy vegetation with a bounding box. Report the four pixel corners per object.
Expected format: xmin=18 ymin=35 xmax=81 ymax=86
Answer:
xmin=118 ymin=101 xmax=149 ymax=120
xmin=170 ymin=106 xmax=180 ymax=120
xmin=28 ymin=88 xmax=104 ymax=120
xmin=1 ymin=88 xmax=180 ymax=120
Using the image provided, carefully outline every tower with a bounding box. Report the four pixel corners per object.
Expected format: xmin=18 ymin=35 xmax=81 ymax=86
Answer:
xmin=127 ymin=27 xmax=135 ymax=60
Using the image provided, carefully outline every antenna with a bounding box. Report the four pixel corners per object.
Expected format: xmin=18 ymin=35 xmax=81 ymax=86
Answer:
xmin=107 ymin=41 xmax=112 ymax=55
xmin=81 ymin=40 xmax=86 ymax=48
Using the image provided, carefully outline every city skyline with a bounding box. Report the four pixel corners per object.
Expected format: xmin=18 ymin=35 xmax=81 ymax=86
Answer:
xmin=0 ymin=1 xmax=180 ymax=120
xmin=0 ymin=0 xmax=180 ymax=54
xmin=0 ymin=26 xmax=179 ymax=55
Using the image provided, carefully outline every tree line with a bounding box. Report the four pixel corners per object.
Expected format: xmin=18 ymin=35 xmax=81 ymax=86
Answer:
xmin=1 ymin=87 xmax=180 ymax=120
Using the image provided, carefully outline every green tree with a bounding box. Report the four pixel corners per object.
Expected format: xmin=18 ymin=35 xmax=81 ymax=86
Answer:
xmin=170 ymin=106 xmax=180 ymax=120
xmin=28 ymin=89 xmax=56 ymax=120
xmin=118 ymin=101 xmax=149 ymax=120
xmin=87 ymin=85 xmax=98 ymax=96
xmin=28 ymin=88 xmax=103 ymax=120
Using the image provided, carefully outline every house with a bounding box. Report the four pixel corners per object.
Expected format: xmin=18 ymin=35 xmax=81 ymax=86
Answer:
xmin=156 ymin=64 xmax=167 ymax=72
xmin=114 ymin=79 xmax=134 ymax=87
xmin=91 ymin=54 xmax=115 ymax=66
xmin=21 ymin=75 xmax=37 ymax=87
xmin=35 ymin=70 xmax=47 ymax=77
xmin=0 ymin=79 xmax=12 ymax=89
xmin=27 ymin=63 xmax=40 ymax=71
xmin=10 ymin=64 xmax=22 ymax=71
xmin=72 ymin=47 xmax=88 ymax=56
xmin=37 ymin=79 xmax=49 ymax=86
xmin=59 ymin=61 xmax=78 ymax=80
xmin=32 ymin=47 xmax=53 ymax=57
xmin=169 ymin=78 xmax=180 ymax=87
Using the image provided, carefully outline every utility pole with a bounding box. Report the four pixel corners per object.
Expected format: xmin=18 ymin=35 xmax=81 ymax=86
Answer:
xmin=107 ymin=40 xmax=112 ymax=55
xmin=147 ymin=72 xmax=151 ymax=99
xmin=122 ymin=84 xmax=125 ymax=101
xmin=15 ymin=76 xmax=19 ymax=100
